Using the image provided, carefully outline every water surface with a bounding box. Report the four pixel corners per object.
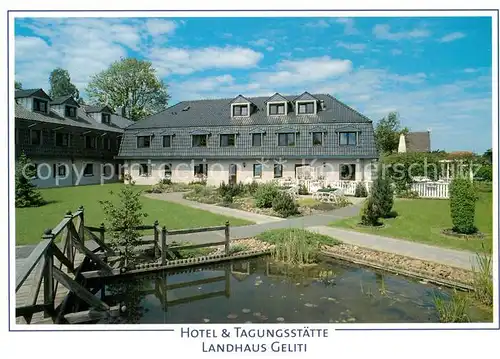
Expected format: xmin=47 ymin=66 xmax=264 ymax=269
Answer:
xmin=97 ymin=256 xmax=487 ymax=324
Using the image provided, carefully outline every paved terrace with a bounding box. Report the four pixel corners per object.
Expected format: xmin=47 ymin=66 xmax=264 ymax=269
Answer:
xmin=16 ymin=192 xmax=479 ymax=271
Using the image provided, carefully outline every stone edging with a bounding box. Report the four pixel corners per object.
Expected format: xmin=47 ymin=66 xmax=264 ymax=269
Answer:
xmin=320 ymin=248 xmax=474 ymax=291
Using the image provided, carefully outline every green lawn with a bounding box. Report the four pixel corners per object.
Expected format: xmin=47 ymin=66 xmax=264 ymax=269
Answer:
xmin=15 ymin=183 xmax=253 ymax=245
xmin=330 ymin=192 xmax=493 ymax=253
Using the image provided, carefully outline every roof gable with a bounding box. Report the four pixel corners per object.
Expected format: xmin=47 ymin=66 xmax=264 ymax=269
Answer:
xmin=15 ymin=88 xmax=52 ymax=101
xmin=230 ymin=94 xmax=255 ymax=106
xmin=294 ymin=91 xmax=319 ymax=102
xmin=84 ymin=104 xmax=113 ymax=113
xmin=266 ymin=93 xmax=288 ymax=103
xmin=50 ymin=95 xmax=80 ymax=107
xmin=335 ymin=125 xmax=362 ymax=132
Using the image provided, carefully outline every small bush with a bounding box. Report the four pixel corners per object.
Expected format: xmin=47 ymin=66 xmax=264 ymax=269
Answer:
xmin=159 ymin=178 xmax=172 ymax=185
xmin=272 ymin=192 xmax=299 ymax=218
xmin=222 ymin=193 xmax=234 ymax=204
xmin=449 ymin=178 xmax=477 ymax=234
xmin=298 ymin=183 xmax=309 ymax=195
xmin=15 ymin=153 xmax=45 ymax=208
xmin=244 ymin=181 xmax=260 ymax=195
xmin=354 ymin=182 xmax=368 ymax=197
xmin=371 ymin=168 xmax=394 ymax=218
xmin=218 ymin=181 xmax=246 ymax=198
xmin=254 ymin=182 xmax=280 ymax=208
xmin=360 ymin=197 xmax=381 ymax=226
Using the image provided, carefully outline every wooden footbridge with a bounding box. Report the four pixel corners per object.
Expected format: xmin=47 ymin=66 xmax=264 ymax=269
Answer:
xmin=15 ymin=207 xmax=271 ymax=325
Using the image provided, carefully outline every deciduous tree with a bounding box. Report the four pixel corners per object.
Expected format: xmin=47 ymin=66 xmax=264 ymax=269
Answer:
xmin=49 ymin=68 xmax=80 ymax=99
xmin=86 ymin=58 xmax=170 ymax=121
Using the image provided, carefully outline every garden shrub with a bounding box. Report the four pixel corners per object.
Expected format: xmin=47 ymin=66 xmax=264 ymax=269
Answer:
xmin=475 ymin=164 xmax=492 ymax=182
xmin=272 ymin=192 xmax=299 ymax=218
xmin=218 ymin=181 xmax=245 ymax=198
xmin=244 ymin=181 xmax=260 ymax=195
xmin=254 ymin=182 xmax=280 ymax=208
xmin=298 ymin=183 xmax=309 ymax=195
xmin=222 ymin=193 xmax=234 ymax=205
xmin=371 ymin=167 xmax=394 ymax=218
xmin=359 ymin=197 xmax=381 ymax=226
xmin=449 ymin=178 xmax=478 ymax=234
xmin=15 ymin=153 xmax=45 ymax=208
xmin=354 ymin=182 xmax=368 ymax=197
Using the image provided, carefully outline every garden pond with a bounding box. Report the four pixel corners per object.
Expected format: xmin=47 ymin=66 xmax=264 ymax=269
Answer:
xmin=97 ymin=256 xmax=490 ymax=324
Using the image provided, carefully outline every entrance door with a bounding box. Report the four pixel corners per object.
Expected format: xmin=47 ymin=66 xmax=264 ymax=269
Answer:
xmin=229 ymin=164 xmax=237 ymax=185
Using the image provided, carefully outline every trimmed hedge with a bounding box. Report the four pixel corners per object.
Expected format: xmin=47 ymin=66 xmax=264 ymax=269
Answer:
xmin=449 ymin=178 xmax=478 ymax=234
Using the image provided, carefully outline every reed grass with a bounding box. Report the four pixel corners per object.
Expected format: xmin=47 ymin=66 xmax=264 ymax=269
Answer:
xmin=433 ymin=290 xmax=470 ymax=323
xmin=471 ymin=245 xmax=493 ymax=306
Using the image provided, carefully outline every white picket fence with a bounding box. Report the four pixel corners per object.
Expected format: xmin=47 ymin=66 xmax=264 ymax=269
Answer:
xmin=411 ymin=182 xmax=449 ymax=199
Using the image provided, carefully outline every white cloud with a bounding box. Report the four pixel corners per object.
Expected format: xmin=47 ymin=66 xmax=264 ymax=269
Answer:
xmin=373 ymin=24 xmax=431 ymax=40
xmin=336 ymin=18 xmax=358 ymax=35
xmin=464 ymin=68 xmax=479 ymax=73
xmin=253 ymin=56 xmax=352 ymax=86
xmin=149 ymin=46 xmax=264 ymax=75
xmin=266 ymin=46 xmax=274 ymax=52
xmin=336 ymin=41 xmax=366 ymax=53
xmin=249 ymin=38 xmax=271 ymax=47
xmin=305 ymin=19 xmax=330 ymax=28
xmin=438 ymin=32 xmax=466 ymax=43
xmin=391 ymin=49 xmax=403 ymax=55
xmin=145 ymin=19 xmax=177 ymax=36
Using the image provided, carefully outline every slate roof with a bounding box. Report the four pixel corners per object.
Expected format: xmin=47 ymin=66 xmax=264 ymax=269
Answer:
xmin=118 ymin=93 xmax=378 ymax=160
xmin=50 ymin=95 xmax=80 ymax=106
xmin=15 ymin=89 xmax=52 ymax=100
xmin=127 ymin=93 xmax=372 ymax=130
xmin=405 ymin=132 xmax=431 ymax=152
xmin=15 ymin=103 xmax=126 ymax=133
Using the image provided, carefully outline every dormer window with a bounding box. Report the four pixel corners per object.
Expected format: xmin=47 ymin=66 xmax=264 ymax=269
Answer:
xmin=232 ymin=104 xmax=249 ymax=117
xmin=65 ymin=106 xmax=77 ymax=118
xmin=137 ymin=136 xmax=151 ymax=148
xmin=339 ymin=132 xmax=358 ymax=146
xmin=33 ymin=98 xmax=48 ymax=113
xmin=269 ymin=103 xmax=286 ymax=115
xmin=102 ymin=113 xmax=111 ymax=124
xmin=297 ymin=101 xmax=315 ymax=115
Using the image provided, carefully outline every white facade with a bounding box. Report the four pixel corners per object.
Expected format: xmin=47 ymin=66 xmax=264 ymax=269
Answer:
xmin=124 ymin=158 xmax=376 ymax=187
xmin=27 ymin=157 xmax=121 ymax=188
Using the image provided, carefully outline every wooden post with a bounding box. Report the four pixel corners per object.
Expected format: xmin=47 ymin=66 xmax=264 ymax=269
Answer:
xmin=154 ymin=220 xmax=159 ymax=258
xmin=42 ymin=229 xmax=55 ymax=318
xmin=224 ymin=265 xmax=230 ymax=298
xmin=161 ymin=226 xmax=167 ymax=265
xmin=99 ymin=222 xmax=105 ymax=246
xmin=224 ymin=221 xmax=230 ymax=255
xmin=64 ymin=211 xmax=73 ymax=264
xmin=79 ymin=205 xmax=85 ymax=246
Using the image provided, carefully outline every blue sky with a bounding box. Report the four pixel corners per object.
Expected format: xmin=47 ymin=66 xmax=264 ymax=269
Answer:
xmin=14 ymin=16 xmax=493 ymax=153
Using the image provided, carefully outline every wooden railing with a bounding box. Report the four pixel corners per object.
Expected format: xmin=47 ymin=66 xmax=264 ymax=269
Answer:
xmin=15 ymin=206 xmax=121 ymax=324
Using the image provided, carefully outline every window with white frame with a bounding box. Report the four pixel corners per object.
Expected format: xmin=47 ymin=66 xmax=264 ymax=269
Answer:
xmin=339 ymin=132 xmax=357 ymax=146
xmin=312 ymin=132 xmax=323 ymax=146
xmin=137 ymin=136 xmax=151 ymax=148
xmin=297 ymin=102 xmax=315 ymax=114
xmin=163 ymin=135 xmax=172 ymax=148
xmin=33 ymin=98 xmax=48 ymax=113
xmin=192 ymin=134 xmax=208 ymax=147
xmin=274 ymin=164 xmax=283 ymax=178
xmin=220 ymin=134 xmax=236 ymax=147
xmin=232 ymin=104 xmax=249 ymax=116
xmin=65 ymin=106 xmax=77 ymax=118
xmin=278 ymin=133 xmax=296 ymax=147
xmin=253 ymin=164 xmax=262 ymax=178
xmin=269 ymin=103 xmax=286 ymax=115
xmin=252 ymin=133 xmax=263 ymax=147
